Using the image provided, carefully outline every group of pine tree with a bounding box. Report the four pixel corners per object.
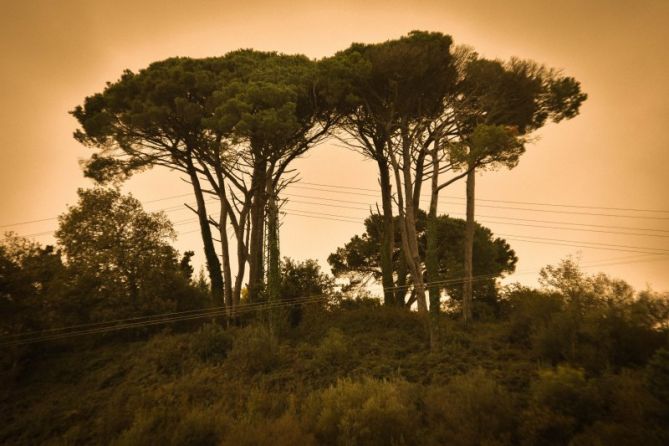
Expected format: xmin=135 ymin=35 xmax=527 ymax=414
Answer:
xmin=2 ymin=31 xmax=669 ymax=445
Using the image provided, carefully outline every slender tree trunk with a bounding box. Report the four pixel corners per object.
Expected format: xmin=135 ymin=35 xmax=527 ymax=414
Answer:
xmin=426 ymin=207 xmax=440 ymax=314
xmin=396 ymin=253 xmax=408 ymax=306
xmin=389 ymin=127 xmax=433 ymax=348
xmin=232 ymin=216 xmax=248 ymax=308
xmin=266 ymin=190 xmax=280 ymax=301
xmin=398 ymin=132 xmax=427 ymax=314
xmin=248 ymin=164 xmax=267 ymax=303
xmin=218 ymin=202 xmax=233 ymax=313
xmin=187 ymin=163 xmax=224 ymax=306
xmin=390 ymin=161 xmax=427 ymax=313
xmin=462 ymin=165 xmax=475 ymax=324
xmin=426 ymin=149 xmax=441 ymax=315
xmin=266 ymin=191 xmax=280 ymax=330
xmin=377 ymin=157 xmax=396 ymax=306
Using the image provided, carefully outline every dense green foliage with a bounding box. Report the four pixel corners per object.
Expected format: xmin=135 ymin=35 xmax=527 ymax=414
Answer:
xmin=0 ymin=234 xmax=66 ymax=335
xmin=2 ymin=261 xmax=668 ymax=445
xmin=0 ymin=188 xmax=209 ymax=336
xmin=329 ymin=212 xmax=517 ymax=310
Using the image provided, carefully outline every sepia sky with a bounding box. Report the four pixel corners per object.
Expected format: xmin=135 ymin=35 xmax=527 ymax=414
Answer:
xmin=1 ymin=0 xmax=668 ymax=291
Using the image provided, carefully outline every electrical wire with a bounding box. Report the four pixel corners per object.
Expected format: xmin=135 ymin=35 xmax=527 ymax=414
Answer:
xmin=0 ymin=294 xmax=334 ymax=347
xmin=295 ymin=181 xmax=669 ymax=214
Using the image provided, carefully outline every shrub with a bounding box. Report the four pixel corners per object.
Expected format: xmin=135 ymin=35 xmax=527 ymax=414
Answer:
xmin=521 ymin=366 xmax=601 ymax=445
xmin=423 ymin=369 xmax=516 ymax=446
xmin=171 ymin=407 xmax=228 ymax=446
xmin=500 ymin=288 xmax=563 ymax=346
xmin=568 ymin=370 xmax=667 ymax=446
xmin=647 ymin=348 xmax=669 ymax=407
xmin=303 ymin=377 xmax=419 ymax=446
xmin=143 ymin=332 xmax=194 ymax=376
xmin=190 ymin=322 xmax=232 ymax=364
xmin=113 ymin=406 xmax=228 ymax=446
xmin=227 ymin=325 xmax=280 ymax=374
xmin=221 ymin=414 xmax=316 ymax=446
xmin=531 ymin=311 xmax=578 ymax=364
xmin=570 ymin=421 xmax=666 ymax=446
xmin=112 ymin=407 xmax=177 ymax=446
xmin=313 ymin=328 xmax=351 ymax=369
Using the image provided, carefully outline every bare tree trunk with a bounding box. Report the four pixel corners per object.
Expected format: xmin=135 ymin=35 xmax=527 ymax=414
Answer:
xmin=462 ymin=165 xmax=475 ymax=324
xmin=232 ymin=214 xmax=248 ymax=308
xmin=187 ymin=163 xmax=224 ymax=306
xmin=396 ymin=253 xmax=408 ymax=306
xmin=426 ymin=149 xmax=441 ymax=315
xmin=266 ymin=191 xmax=280 ymax=331
xmin=398 ymin=133 xmax=428 ymax=314
xmin=377 ymin=157 xmax=396 ymax=306
xmin=266 ymin=192 xmax=280 ymax=301
xmin=248 ymin=164 xmax=267 ymax=303
xmin=390 ymin=154 xmax=427 ymax=313
xmin=218 ymin=203 xmax=233 ymax=313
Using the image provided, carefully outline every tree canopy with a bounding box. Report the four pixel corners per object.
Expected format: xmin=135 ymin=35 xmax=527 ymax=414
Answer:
xmin=328 ymin=212 xmax=517 ymax=308
xmin=55 ymin=188 xmax=203 ymax=319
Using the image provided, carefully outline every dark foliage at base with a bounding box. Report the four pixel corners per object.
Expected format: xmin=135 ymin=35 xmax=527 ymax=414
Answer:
xmin=2 ymin=288 xmax=668 ymax=445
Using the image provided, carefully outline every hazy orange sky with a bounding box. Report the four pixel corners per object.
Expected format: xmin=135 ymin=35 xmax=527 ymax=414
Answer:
xmin=1 ymin=0 xmax=668 ymax=291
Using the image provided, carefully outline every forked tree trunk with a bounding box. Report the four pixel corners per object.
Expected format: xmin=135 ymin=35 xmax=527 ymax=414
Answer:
xmin=232 ymin=212 xmax=248 ymax=308
xmin=398 ymin=133 xmax=428 ymax=313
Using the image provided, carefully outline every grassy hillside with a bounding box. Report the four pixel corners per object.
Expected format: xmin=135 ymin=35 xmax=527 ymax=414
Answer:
xmin=2 ymin=293 xmax=669 ymax=446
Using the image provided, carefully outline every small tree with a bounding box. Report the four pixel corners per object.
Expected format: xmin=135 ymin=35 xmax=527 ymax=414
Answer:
xmin=279 ymin=257 xmax=334 ymax=326
xmin=328 ymin=212 xmax=516 ymax=310
xmin=0 ymin=233 xmax=65 ymax=334
xmin=55 ymin=188 xmax=200 ymax=319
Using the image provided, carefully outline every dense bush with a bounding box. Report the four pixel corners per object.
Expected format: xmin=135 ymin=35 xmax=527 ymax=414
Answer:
xmin=313 ymin=328 xmax=352 ymax=370
xmin=227 ymin=325 xmax=282 ymax=374
xmin=521 ymin=366 xmax=601 ymax=445
xmin=2 ymin=259 xmax=668 ymax=445
xmin=221 ymin=414 xmax=316 ymax=446
xmin=190 ymin=322 xmax=233 ymax=364
xmin=144 ymin=332 xmax=195 ymax=376
xmin=0 ymin=191 xmax=213 ymax=339
xmin=303 ymin=377 xmax=419 ymax=446
xmin=423 ymin=370 xmax=516 ymax=445
xmin=647 ymin=348 xmax=669 ymax=406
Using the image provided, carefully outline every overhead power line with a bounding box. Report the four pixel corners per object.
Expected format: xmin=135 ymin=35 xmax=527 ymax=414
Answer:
xmin=296 ymin=181 xmax=669 ymax=214
xmin=495 ymin=233 xmax=669 ymax=254
xmin=15 ymin=204 xmax=669 ymax=256
xmin=5 ymin=180 xmax=669 ymax=236
xmin=283 ymin=196 xmax=669 ymax=236
xmin=0 ymin=294 xmax=333 ymax=347
xmin=5 ymin=174 xmax=669 ymax=230
xmin=288 ymin=186 xmax=669 ymax=220
xmin=10 ymin=203 xmax=669 ymax=259
xmin=279 ymin=208 xmax=669 ymax=256
xmin=1 ymin=293 xmax=330 ymax=342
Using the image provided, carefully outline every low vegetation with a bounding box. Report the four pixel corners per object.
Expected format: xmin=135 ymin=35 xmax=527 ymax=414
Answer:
xmin=2 ymin=261 xmax=668 ymax=445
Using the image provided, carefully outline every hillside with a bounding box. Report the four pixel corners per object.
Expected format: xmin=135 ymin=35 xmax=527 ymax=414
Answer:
xmin=2 ymin=290 xmax=669 ymax=446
